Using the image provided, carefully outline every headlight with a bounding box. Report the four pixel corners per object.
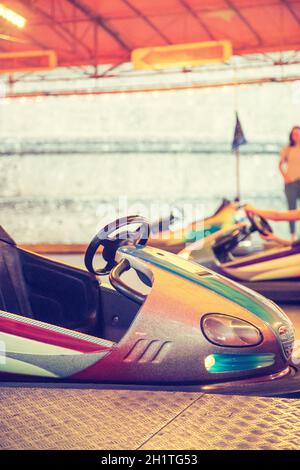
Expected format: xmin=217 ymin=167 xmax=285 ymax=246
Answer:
xmin=202 ymin=314 xmax=262 ymax=347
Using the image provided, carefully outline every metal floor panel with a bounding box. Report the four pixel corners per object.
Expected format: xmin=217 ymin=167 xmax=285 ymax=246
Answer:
xmin=140 ymin=394 xmax=300 ymax=450
xmin=1 ymin=386 xmax=300 ymax=450
xmin=1 ymin=280 xmax=300 ymax=451
xmin=0 ymin=387 xmax=200 ymax=450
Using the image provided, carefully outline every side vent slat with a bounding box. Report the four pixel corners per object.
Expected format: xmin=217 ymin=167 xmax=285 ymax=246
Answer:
xmin=124 ymin=339 xmax=172 ymax=363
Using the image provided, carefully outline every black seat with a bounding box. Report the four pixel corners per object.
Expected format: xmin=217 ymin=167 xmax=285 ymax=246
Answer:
xmin=0 ymin=227 xmax=33 ymax=318
xmin=0 ymin=226 xmax=99 ymax=334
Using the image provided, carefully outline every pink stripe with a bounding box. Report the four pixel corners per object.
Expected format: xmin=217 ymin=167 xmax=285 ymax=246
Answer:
xmin=0 ymin=316 xmax=110 ymax=353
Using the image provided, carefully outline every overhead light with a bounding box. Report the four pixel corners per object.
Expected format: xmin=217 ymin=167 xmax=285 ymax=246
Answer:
xmin=0 ymin=33 xmax=27 ymax=43
xmin=0 ymin=4 xmax=26 ymax=29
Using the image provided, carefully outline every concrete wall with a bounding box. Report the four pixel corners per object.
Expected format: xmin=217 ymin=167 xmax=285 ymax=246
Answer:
xmin=1 ymin=82 xmax=299 ymax=141
xmin=0 ymin=82 xmax=299 ymax=243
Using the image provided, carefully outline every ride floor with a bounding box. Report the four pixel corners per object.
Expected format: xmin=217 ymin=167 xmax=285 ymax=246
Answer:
xmin=1 ymin=254 xmax=300 ymax=450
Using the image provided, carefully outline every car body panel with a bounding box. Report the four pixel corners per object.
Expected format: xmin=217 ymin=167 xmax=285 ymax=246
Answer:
xmin=0 ymin=227 xmax=296 ymax=387
xmin=148 ymin=200 xmax=240 ymax=251
xmin=180 ymin=224 xmax=300 ymax=288
xmin=72 ymin=258 xmax=288 ymax=383
xmin=222 ymin=245 xmax=300 ymax=281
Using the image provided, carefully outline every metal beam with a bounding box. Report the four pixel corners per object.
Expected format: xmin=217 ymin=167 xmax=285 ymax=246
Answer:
xmin=122 ymin=0 xmax=171 ymax=44
xmin=224 ymin=0 xmax=263 ymax=45
xmin=280 ymin=0 xmax=300 ymax=29
xmin=95 ymin=62 xmax=124 ymax=78
xmin=17 ymin=28 xmax=51 ymax=50
xmin=177 ymin=0 xmax=216 ymax=40
xmin=19 ymin=0 xmax=94 ymax=57
xmin=66 ymin=0 xmax=131 ymax=52
xmin=4 ymin=74 xmax=300 ymax=100
xmin=4 ymin=49 xmax=300 ymax=83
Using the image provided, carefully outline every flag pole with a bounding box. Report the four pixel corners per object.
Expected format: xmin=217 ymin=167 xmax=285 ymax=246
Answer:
xmin=233 ymin=77 xmax=241 ymax=202
xmin=235 ymin=147 xmax=241 ymax=202
xmin=232 ymin=111 xmax=246 ymax=202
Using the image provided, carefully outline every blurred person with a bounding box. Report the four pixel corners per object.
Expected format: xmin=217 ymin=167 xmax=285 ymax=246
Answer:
xmin=279 ymin=126 xmax=300 ymax=241
xmin=245 ymin=203 xmax=300 ymax=246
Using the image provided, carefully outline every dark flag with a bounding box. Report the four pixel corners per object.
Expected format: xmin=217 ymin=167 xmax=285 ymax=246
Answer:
xmin=232 ymin=112 xmax=247 ymax=151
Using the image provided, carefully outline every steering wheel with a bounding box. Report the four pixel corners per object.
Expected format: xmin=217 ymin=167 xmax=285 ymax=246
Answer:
xmin=213 ymin=225 xmax=251 ymax=262
xmin=84 ymin=215 xmax=150 ymax=276
xmin=247 ymin=212 xmax=273 ymax=236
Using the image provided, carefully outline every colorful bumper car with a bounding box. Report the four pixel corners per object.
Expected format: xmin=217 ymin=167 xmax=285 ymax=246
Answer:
xmin=148 ymin=199 xmax=241 ymax=252
xmin=0 ymin=217 xmax=299 ymax=396
xmin=180 ymin=210 xmax=300 ymax=302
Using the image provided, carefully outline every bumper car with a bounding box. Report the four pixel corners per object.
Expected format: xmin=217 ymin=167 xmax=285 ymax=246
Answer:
xmin=0 ymin=216 xmax=299 ymax=396
xmin=148 ymin=199 xmax=242 ymax=252
xmin=179 ymin=210 xmax=300 ymax=302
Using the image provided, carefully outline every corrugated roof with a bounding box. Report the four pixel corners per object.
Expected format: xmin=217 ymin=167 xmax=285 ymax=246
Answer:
xmin=2 ymin=0 xmax=300 ymax=69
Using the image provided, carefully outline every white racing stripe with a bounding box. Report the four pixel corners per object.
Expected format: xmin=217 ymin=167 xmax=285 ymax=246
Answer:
xmin=0 ymin=332 xmax=109 ymax=378
xmin=0 ymin=331 xmax=81 ymax=355
xmin=1 ymin=356 xmax=59 ymax=378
